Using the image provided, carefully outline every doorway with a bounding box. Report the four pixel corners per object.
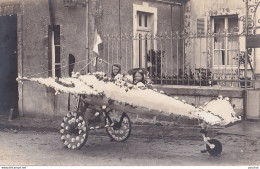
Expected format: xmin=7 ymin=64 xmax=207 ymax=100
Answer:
xmin=0 ymin=15 xmax=18 ymax=116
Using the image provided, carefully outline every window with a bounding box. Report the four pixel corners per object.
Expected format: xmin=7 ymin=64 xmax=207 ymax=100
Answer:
xmin=138 ymin=12 xmax=149 ymax=29
xmin=136 ymin=12 xmax=152 ymax=68
xmin=212 ymin=16 xmax=238 ymax=67
xmin=49 ymin=25 xmax=61 ymax=78
xmin=54 ymin=25 xmax=61 ymax=77
xmin=137 ymin=12 xmax=152 ymax=67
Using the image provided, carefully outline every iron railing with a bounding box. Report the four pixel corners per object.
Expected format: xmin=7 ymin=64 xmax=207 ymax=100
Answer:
xmin=93 ymin=31 xmax=255 ymax=88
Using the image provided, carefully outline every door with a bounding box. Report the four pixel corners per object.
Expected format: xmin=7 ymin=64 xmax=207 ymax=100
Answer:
xmin=0 ymin=15 xmax=18 ymax=116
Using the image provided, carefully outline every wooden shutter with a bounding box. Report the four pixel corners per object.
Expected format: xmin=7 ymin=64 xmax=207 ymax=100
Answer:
xmin=197 ymin=18 xmax=205 ymax=35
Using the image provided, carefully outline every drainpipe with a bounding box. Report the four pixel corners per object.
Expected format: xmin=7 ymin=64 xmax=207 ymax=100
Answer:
xmin=244 ymin=0 xmax=248 ymax=119
xmin=171 ymin=4 xmax=175 ymax=75
xmin=179 ymin=1 xmax=183 ymax=78
xmin=86 ymin=0 xmax=90 ymax=73
xmin=48 ymin=0 xmax=55 ymax=78
xmin=119 ymin=0 xmax=121 ymax=61
xmin=48 ymin=0 xmax=55 ymax=30
xmin=48 ymin=0 xmax=57 ymax=118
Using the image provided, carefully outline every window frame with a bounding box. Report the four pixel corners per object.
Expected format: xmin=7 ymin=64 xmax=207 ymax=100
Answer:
xmin=137 ymin=12 xmax=151 ymax=32
xmin=50 ymin=25 xmax=61 ymax=78
xmin=133 ymin=3 xmax=157 ymax=69
xmin=136 ymin=12 xmax=152 ymax=68
xmin=211 ymin=15 xmax=239 ymax=69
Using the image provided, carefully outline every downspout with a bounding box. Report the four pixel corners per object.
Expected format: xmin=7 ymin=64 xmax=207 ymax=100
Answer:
xmin=244 ymin=0 xmax=248 ymax=119
xmin=181 ymin=2 xmax=186 ymax=80
xmin=87 ymin=0 xmax=90 ymax=73
xmin=178 ymin=1 xmax=183 ymax=77
xmin=171 ymin=4 xmax=173 ymax=75
xmin=20 ymin=0 xmax=25 ymax=117
xmin=119 ymin=0 xmax=121 ymax=61
xmin=48 ymin=0 xmax=55 ymax=78
xmin=48 ymin=0 xmax=57 ymax=119
xmin=48 ymin=0 xmax=55 ymax=30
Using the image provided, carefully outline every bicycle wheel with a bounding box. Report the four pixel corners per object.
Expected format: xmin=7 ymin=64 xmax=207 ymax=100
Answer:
xmin=206 ymin=139 xmax=222 ymax=156
xmin=60 ymin=111 xmax=88 ymax=149
xmin=105 ymin=110 xmax=131 ymax=142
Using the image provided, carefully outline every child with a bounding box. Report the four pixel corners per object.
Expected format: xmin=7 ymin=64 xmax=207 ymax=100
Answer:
xmin=133 ymin=69 xmax=145 ymax=85
xmin=111 ymin=64 xmax=121 ymax=78
xmin=128 ymin=68 xmax=153 ymax=89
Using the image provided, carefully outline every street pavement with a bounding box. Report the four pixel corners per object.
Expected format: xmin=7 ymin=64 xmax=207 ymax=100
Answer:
xmin=0 ymin=114 xmax=221 ymax=140
xmin=0 ymin=115 xmax=260 ymax=139
xmin=0 ymin=115 xmax=260 ymax=165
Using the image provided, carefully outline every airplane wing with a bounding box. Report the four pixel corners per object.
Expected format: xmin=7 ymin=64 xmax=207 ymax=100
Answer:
xmin=17 ymin=72 xmax=241 ymax=126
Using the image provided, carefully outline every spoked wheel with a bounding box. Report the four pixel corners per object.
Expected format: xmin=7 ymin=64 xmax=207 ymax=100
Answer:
xmin=60 ymin=111 xmax=88 ymax=149
xmin=206 ymin=139 xmax=222 ymax=156
xmin=105 ymin=110 xmax=131 ymax=142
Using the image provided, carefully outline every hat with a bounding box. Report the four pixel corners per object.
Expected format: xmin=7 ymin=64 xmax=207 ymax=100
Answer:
xmin=127 ymin=68 xmax=148 ymax=75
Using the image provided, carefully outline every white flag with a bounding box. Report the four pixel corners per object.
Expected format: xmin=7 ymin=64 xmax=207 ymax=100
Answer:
xmin=93 ymin=57 xmax=97 ymax=67
xmin=93 ymin=28 xmax=102 ymax=55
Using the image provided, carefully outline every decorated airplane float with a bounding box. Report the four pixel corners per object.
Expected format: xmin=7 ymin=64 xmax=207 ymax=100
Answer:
xmin=17 ymin=68 xmax=241 ymax=156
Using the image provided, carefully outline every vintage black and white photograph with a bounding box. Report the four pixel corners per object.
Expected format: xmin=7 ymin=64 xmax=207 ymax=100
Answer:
xmin=0 ymin=0 xmax=260 ymax=167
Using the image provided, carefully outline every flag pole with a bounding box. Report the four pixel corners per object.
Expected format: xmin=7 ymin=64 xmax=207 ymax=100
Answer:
xmin=86 ymin=0 xmax=90 ymax=73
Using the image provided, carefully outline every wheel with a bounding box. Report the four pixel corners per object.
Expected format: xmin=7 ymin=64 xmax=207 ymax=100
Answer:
xmin=60 ymin=111 xmax=88 ymax=149
xmin=105 ymin=110 xmax=131 ymax=142
xmin=206 ymin=139 xmax=222 ymax=156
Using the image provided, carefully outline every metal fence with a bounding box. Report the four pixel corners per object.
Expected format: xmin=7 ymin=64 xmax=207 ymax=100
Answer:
xmin=95 ymin=31 xmax=254 ymax=88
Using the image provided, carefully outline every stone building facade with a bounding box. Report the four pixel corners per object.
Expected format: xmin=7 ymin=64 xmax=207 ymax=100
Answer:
xmin=0 ymin=0 xmax=184 ymax=118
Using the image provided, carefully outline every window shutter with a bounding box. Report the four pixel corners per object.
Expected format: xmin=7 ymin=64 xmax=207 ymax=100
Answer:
xmin=197 ymin=18 xmax=205 ymax=35
xmin=243 ymin=14 xmax=253 ymax=35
